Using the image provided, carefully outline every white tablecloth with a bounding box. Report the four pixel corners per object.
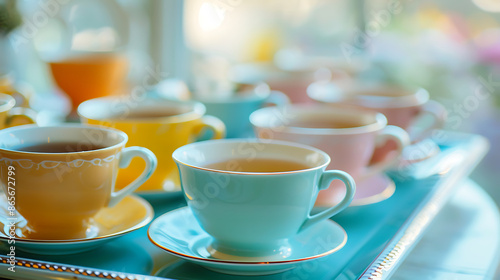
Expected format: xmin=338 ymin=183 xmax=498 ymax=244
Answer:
xmin=392 ymin=179 xmax=500 ymax=279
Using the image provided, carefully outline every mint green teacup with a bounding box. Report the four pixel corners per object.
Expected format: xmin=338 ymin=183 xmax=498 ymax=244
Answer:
xmin=173 ymin=139 xmax=355 ymax=259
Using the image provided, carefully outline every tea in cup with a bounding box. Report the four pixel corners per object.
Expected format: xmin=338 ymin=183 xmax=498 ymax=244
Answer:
xmin=173 ymin=139 xmax=355 ymax=259
xmin=0 ymin=125 xmax=157 ymax=240
xmin=250 ymin=104 xmax=409 ymax=205
xmin=78 ymin=97 xmax=226 ymax=192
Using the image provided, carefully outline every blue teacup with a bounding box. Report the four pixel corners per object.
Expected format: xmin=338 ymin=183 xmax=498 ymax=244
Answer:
xmin=197 ymin=84 xmax=289 ymax=138
xmin=173 ymin=139 xmax=355 ymax=259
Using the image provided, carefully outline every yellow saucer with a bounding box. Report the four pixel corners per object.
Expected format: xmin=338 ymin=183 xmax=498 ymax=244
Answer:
xmin=0 ymin=195 xmax=153 ymax=255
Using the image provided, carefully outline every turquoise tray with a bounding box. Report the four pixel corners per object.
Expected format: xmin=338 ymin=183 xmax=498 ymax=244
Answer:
xmin=0 ymin=131 xmax=489 ymax=280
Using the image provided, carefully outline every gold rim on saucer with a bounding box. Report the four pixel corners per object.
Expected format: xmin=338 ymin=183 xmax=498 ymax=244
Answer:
xmin=350 ymin=178 xmax=396 ymax=206
xmin=315 ymin=174 xmax=396 ymax=208
xmin=148 ymin=207 xmax=347 ymax=265
xmin=0 ymin=195 xmax=153 ymax=244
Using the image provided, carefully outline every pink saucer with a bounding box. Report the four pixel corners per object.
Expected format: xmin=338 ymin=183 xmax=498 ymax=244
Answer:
xmin=315 ymin=173 xmax=395 ymax=208
xmin=399 ymin=139 xmax=440 ymax=166
xmin=351 ymin=173 xmax=395 ymax=206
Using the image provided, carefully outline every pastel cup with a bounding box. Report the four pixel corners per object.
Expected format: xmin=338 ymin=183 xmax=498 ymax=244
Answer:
xmin=231 ymin=60 xmax=360 ymax=105
xmin=197 ymin=84 xmax=289 ymax=138
xmin=173 ymin=139 xmax=355 ymax=259
xmin=78 ymin=98 xmax=226 ymax=192
xmin=307 ymin=83 xmax=446 ymax=142
xmin=231 ymin=63 xmax=318 ymax=104
xmin=0 ymin=93 xmax=36 ymax=128
xmin=308 ymin=83 xmax=446 ymax=164
xmin=0 ymin=125 xmax=157 ymax=240
xmin=250 ymin=105 xmax=410 ymax=206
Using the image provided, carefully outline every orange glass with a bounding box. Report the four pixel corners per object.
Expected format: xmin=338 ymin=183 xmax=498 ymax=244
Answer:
xmin=48 ymin=53 xmax=128 ymax=110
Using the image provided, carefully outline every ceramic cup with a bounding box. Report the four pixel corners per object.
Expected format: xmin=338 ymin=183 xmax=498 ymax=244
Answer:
xmin=308 ymin=83 xmax=446 ymax=164
xmin=196 ymin=83 xmax=289 ymax=138
xmin=307 ymin=82 xmax=446 ymax=142
xmin=173 ymin=139 xmax=355 ymax=259
xmin=0 ymin=93 xmax=36 ymax=128
xmin=78 ymin=97 xmax=226 ymax=192
xmin=231 ymin=58 xmax=363 ymax=105
xmin=0 ymin=125 xmax=157 ymax=240
xmin=250 ymin=104 xmax=409 ymax=206
xmin=231 ymin=62 xmax=318 ymax=104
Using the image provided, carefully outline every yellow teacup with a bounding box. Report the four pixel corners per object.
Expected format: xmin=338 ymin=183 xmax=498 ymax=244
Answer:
xmin=78 ymin=97 xmax=226 ymax=192
xmin=0 ymin=125 xmax=157 ymax=240
xmin=0 ymin=93 xmax=36 ymax=128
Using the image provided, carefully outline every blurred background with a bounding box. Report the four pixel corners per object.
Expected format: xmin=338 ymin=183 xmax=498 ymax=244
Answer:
xmin=0 ymin=0 xmax=499 ymax=206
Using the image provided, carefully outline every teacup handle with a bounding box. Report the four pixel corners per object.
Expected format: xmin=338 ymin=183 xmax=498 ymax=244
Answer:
xmin=408 ymin=100 xmax=447 ymax=143
xmin=264 ymin=90 xmax=290 ymax=107
xmin=196 ymin=115 xmax=227 ymax=139
xmin=5 ymin=107 xmax=37 ymax=127
xmin=10 ymin=90 xmax=29 ymax=108
xmin=299 ymin=170 xmax=355 ymax=232
xmin=108 ymin=147 xmax=157 ymax=207
xmin=364 ymin=125 xmax=410 ymax=178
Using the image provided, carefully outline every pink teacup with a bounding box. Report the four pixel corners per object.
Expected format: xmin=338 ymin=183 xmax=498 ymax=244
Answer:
xmin=250 ymin=104 xmax=410 ymax=206
xmin=231 ymin=63 xmax=315 ymax=104
xmin=231 ymin=62 xmax=354 ymax=104
xmin=308 ymin=82 xmax=446 ymax=163
xmin=307 ymin=82 xmax=446 ymax=142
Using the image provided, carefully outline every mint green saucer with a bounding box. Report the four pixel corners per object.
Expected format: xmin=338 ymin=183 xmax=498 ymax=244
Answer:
xmin=148 ymin=207 xmax=347 ymax=276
